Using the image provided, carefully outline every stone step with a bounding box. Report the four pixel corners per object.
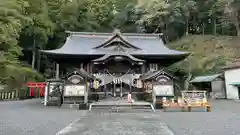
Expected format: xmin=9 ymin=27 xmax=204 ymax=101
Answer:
xmin=89 ymin=100 xmax=155 ymax=112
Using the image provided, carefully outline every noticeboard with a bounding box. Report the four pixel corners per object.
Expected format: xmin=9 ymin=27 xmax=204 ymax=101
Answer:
xmin=64 ymin=85 xmax=85 ymax=96
xmin=46 ymin=82 xmax=63 ymax=94
xmin=153 ymin=85 xmax=174 ymax=96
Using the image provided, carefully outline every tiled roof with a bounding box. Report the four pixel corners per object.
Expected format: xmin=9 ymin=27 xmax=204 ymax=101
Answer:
xmin=139 ymin=70 xmax=176 ymax=80
xmin=190 ymin=74 xmax=222 ymax=83
xmin=40 ymin=31 xmax=190 ymax=56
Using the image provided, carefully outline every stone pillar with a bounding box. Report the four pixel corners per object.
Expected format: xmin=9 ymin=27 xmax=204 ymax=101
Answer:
xmin=55 ymin=63 xmax=60 ymax=80
xmin=84 ymin=82 xmax=89 ymax=105
xmin=44 ymin=82 xmax=50 ymax=106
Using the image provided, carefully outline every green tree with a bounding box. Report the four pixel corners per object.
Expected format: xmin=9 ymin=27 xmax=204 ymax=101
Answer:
xmin=0 ymin=0 xmax=43 ymax=90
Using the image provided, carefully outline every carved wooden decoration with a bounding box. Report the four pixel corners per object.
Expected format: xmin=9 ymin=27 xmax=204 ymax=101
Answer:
xmin=68 ymin=74 xmax=83 ymax=84
xmin=155 ymin=74 xmax=173 ymax=85
xmin=64 ymin=70 xmax=89 ymax=97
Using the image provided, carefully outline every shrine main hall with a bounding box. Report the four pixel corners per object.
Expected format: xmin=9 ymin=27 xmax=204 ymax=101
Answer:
xmin=41 ymin=29 xmax=189 ymax=98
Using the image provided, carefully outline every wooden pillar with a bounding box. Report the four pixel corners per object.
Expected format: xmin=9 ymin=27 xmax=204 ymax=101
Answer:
xmin=114 ymin=82 xmax=116 ymax=97
xmin=83 ymin=63 xmax=86 ymax=71
xmin=120 ymin=82 xmax=123 ymax=97
xmin=86 ymin=63 xmax=89 ymax=73
xmin=141 ymin=63 xmax=146 ymax=74
xmin=87 ymin=63 xmax=90 ymax=73
xmin=89 ymin=63 xmax=93 ymax=73
xmin=91 ymin=62 xmax=95 ymax=73
xmin=80 ymin=63 xmax=83 ymax=69
xmin=55 ymin=63 xmax=60 ymax=80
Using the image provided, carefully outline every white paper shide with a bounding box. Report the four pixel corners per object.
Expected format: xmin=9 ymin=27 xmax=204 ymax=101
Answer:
xmin=64 ymin=85 xmax=85 ymax=96
xmin=153 ymin=85 xmax=174 ymax=96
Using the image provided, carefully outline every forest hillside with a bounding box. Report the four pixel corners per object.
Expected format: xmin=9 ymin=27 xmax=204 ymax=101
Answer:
xmin=168 ymin=35 xmax=240 ymax=76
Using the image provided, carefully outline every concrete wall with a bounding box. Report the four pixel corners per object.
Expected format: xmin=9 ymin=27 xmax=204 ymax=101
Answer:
xmin=224 ymin=68 xmax=240 ymax=99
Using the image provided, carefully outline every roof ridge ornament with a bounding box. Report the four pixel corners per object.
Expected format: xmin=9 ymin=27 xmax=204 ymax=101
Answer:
xmin=113 ymin=28 xmax=121 ymax=35
xmin=93 ymin=29 xmax=141 ymax=50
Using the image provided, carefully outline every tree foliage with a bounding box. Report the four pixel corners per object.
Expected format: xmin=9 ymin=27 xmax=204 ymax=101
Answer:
xmin=0 ymin=0 xmax=43 ymax=90
xmin=1 ymin=0 xmax=240 ymax=90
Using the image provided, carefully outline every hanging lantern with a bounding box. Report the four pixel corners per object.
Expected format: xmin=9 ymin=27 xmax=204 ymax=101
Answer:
xmin=93 ymin=80 xmax=100 ymax=89
xmin=136 ymin=80 xmax=142 ymax=88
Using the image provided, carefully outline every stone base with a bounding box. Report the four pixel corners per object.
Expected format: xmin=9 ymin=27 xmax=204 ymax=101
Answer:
xmin=61 ymin=104 xmax=79 ymax=109
xmin=60 ymin=103 xmax=88 ymax=110
xmin=79 ymin=104 xmax=88 ymax=110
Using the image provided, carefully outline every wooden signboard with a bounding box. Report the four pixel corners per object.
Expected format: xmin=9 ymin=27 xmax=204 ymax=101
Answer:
xmin=64 ymin=85 xmax=85 ymax=96
xmin=153 ymin=85 xmax=174 ymax=96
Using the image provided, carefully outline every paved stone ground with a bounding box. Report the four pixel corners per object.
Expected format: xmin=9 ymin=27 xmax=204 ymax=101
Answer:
xmin=0 ymin=99 xmax=86 ymax=135
xmin=157 ymin=100 xmax=240 ymax=135
xmin=1 ymin=99 xmax=240 ymax=135
xmin=56 ymin=112 xmax=174 ymax=135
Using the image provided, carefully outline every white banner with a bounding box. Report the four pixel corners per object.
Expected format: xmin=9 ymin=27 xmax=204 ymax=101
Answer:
xmin=153 ymin=85 xmax=174 ymax=96
xmin=64 ymin=85 xmax=85 ymax=96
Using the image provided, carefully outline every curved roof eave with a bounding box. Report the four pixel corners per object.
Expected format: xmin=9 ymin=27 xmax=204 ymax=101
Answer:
xmin=92 ymin=53 xmax=145 ymax=62
xmin=40 ymin=49 xmax=191 ymax=57
xmin=40 ymin=31 xmax=192 ymax=58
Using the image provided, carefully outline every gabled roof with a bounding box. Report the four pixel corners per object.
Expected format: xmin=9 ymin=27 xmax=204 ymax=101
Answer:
xmin=41 ymin=30 xmax=190 ymax=57
xmin=190 ymin=73 xmax=223 ymax=83
xmin=139 ymin=70 xmax=176 ymax=80
xmin=93 ymin=29 xmax=141 ymax=50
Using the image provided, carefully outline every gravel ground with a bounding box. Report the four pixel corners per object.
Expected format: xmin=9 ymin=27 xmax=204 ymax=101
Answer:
xmin=1 ymin=99 xmax=240 ymax=135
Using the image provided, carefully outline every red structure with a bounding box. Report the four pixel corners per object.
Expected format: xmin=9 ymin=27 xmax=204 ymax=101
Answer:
xmin=26 ymin=82 xmax=47 ymax=97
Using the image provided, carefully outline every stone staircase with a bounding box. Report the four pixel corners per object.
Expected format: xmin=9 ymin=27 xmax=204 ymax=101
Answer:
xmin=89 ymin=96 xmax=155 ymax=112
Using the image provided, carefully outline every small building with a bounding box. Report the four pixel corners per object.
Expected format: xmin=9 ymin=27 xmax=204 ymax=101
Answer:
xmin=223 ymin=62 xmax=240 ymax=100
xmin=139 ymin=70 xmax=177 ymax=108
xmin=45 ymin=68 xmax=100 ymax=106
xmin=139 ymin=70 xmax=177 ymax=95
xmin=190 ymin=74 xmax=225 ymax=99
xmin=62 ymin=68 xmax=99 ymax=104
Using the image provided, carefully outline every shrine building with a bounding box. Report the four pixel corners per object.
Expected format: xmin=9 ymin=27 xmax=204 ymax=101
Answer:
xmin=41 ymin=29 xmax=190 ymax=98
